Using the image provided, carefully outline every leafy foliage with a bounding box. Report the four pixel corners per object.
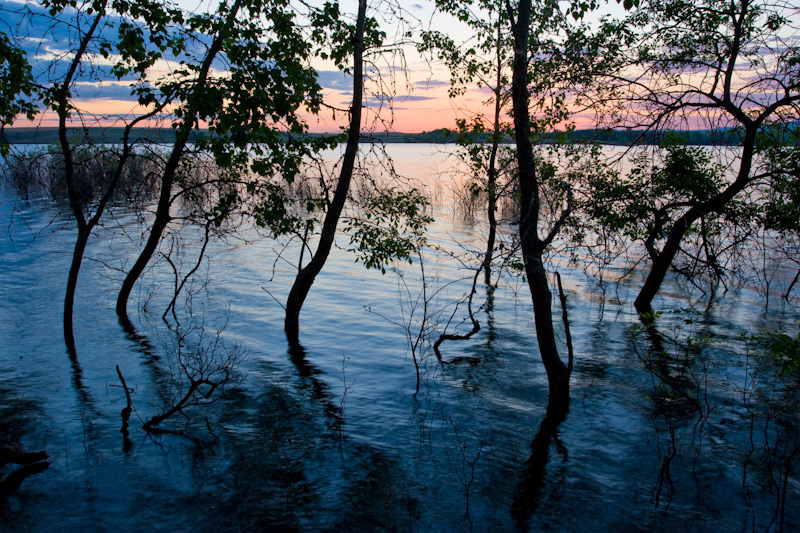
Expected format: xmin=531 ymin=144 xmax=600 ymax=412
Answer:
xmin=761 ymin=132 xmax=800 ymax=233
xmin=769 ymin=325 xmax=800 ymax=377
xmin=586 ymin=143 xmax=723 ymax=241
xmin=579 ymin=139 xmax=766 ymax=285
xmin=0 ymin=32 xmax=37 ymax=155
xmin=345 ymin=188 xmax=433 ymax=274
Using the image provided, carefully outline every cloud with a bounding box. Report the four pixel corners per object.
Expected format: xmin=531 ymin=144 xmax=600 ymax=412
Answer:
xmin=1 ymin=1 xmax=184 ymax=83
xmin=415 ymin=80 xmax=451 ymax=89
xmin=72 ymin=81 xmax=149 ymax=101
xmin=396 ymin=95 xmax=437 ymax=102
xmin=315 ymin=69 xmax=352 ymax=90
xmin=2 ymin=2 xmax=120 ymax=58
xmin=2 ymin=2 xmax=69 ymax=58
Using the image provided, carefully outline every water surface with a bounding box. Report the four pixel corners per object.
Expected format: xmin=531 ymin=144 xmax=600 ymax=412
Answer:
xmin=1 ymin=144 xmax=798 ymax=531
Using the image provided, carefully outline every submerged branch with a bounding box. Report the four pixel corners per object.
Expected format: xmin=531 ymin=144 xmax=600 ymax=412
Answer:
xmin=434 ymin=265 xmax=483 ymax=361
xmin=162 ymin=220 xmax=213 ymax=323
xmin=116 ymin=365 xmax=133 ymax=451
xmin=555 ymin=271 xmax=574 ymax=376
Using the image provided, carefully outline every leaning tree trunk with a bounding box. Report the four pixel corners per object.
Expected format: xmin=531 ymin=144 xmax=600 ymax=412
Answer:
xmin=508 ymin=0 xmax=570 ymax=404
xmin=633 ymin=215 xmax=693 ymax=316
xmin=57 ymin=12 xmax=103 ymax=354
xmin=53 ymin=0 xmax=168 ymax=353
xmin=483 ymin=23 xmax=503 ymax=286
xmin=633 ymin=127 xmax=758 ymax=315
xmin=64 ymin=125 xmax=141 ymax=350
xmin=284 ymin=0 xmax=366 ymax=348
xmin=64 ymin=228 xmax=90 ymax=353
xmin=115 ymin=1 xmax=241 ymax=329
xmin=115 ymin=161 xmax=178 ymax=328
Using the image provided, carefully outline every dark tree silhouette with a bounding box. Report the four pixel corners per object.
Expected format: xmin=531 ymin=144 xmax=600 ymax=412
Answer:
xmin=284 ymin=0 xmax=367 ymax=348
xmin=587 ymin=0 xmax=800 ymax=315
xmin=116 ymin=0 xmax=329 ymax=329
xmin=12 ymin=0 xmax=184 ymax=353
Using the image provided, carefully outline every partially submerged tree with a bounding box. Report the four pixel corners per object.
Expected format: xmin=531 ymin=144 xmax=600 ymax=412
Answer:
xmin=504 ymin=0 xmax=573 ymax=404
xmin=8 ymin=0 xmax=186 ymax=353
xmin=419 ymin=2 xmax=524 ymax=360
xmin=6 ymin=0 xmax=336 ymax=348
xmin=582 ymin=138 xmax=762 ymax=302
xmin=420 ymin=4 xmax=515 ymax=286
xmin=115 ymin=0 xmax=331 ymax=329
xmin=588 ymin=0 xmax=800 ymax=315
xmin=284 ymin=0 xmax=368 ymax=348
xmin=428 ymin=0 xmax=624 ymax=402
xmin=282 ymin=0 xmax=430 ymax=348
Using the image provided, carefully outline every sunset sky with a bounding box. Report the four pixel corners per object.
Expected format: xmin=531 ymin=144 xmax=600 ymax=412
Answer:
xmin=3 ymin=0 xmax=506 ymax=134
xmin=3 ymin=0 xmax=658 ymax=134
xmin=19 ymin=32 xmax=484 ymax=134
xmin=20 ymin=61 xmax=474 ymax=134
xmin=14 ymin=0 xmax=786 ymax=136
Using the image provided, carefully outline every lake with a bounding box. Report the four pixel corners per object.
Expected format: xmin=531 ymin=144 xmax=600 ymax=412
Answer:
xmin=1 ymin=143 xmax=798 ymax=531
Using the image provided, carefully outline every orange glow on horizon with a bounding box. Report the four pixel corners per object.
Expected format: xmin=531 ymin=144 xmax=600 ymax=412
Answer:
xmin=12 ymin=83 xmax=602 ymax=135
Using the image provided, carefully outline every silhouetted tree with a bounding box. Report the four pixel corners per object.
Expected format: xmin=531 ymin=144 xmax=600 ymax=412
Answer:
xmin=429 ymin=0 xmax=623 ymax=402
xmin=587 ymin=0 xmax=800 ymax=315
xmin=420 ymin=4 xmax=515 ymax=285
xmin=8 ymin=0 xmax=185 ymax=352
xmin=284 ymin=0 xmax=367 ymax=348
xmin=115 ymin=0 xmax=331 ymax=329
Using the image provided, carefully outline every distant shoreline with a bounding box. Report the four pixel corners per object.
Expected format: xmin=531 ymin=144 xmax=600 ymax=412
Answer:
xmin=0 ymin=126 xmax=750 ymax=146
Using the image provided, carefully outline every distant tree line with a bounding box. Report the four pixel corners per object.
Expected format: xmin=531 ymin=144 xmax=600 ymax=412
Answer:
xmin=6 ymin=126 xmax=797 ymax=146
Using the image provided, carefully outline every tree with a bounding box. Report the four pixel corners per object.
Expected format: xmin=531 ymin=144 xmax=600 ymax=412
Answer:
xmin=428 ymin=0 xmax=621 ymax=402
xmin=582 ymin=137 xmax=762 ymax=302
xmin=283 ymin=0 xmax=368 ymax=348
xmin=761 ymin=128 xmax=800 ymax=301
xmin=420 ymin=4 xmax=515 ymax=286
xmin=282 ymin=0 xmax=428 ymax=348
xmin=588 ymin=0 xmax=800 ymax=315
xmin=10 ymin=0 xmax=186 ymax=353
xmin=417 ymin=2 xmax=518 ymax=360
xmin=6 ymin=0 xmax=333 ymax=347
xmin=419 ymin=2 xmax=515 ymax=285
xmin=0 ymin=31 xmax=37 ymax=156
xmin=503 ymin=0 xmax=588 ymax=404
xmin=115 ymin=0 xmax=331 ymax=329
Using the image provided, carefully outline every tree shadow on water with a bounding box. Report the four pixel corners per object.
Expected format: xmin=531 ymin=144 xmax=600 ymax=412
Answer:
xmin=0 ymin=384 xmax=50 ymax=500
xmin=287 ymin=342 xmax=344 ymax=430
xmin=65 ymin=344 xmax=95 ymax=409
xmin=511 ymin=395 xmax=570 ymax=529
xmin=118 ymin=318 xmax=169 ymax=384
xmin=64 ymin=345 xmax=104 ymax=448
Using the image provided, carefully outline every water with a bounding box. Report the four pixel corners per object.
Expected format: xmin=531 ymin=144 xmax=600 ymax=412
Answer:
xmin=1 ymin=144 xmax=798 ymax=531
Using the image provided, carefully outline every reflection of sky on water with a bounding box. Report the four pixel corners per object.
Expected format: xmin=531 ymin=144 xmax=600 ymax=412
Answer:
xmin=0 ymin=145 xmax=798 ymax=530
